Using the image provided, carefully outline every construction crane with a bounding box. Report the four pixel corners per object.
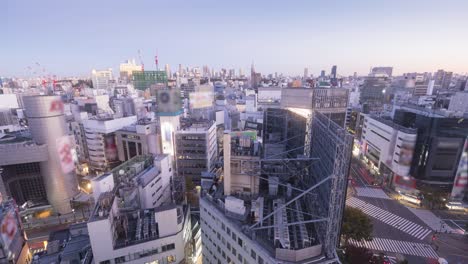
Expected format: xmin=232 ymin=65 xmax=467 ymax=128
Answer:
xmin=138 ymin=49 xmax=144 ymax=71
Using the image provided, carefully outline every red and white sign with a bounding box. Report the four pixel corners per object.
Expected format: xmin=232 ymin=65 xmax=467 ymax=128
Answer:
xmin=49 ymin=99 xmax=64 ymax=113
xmin=56 ymin=136 xmax=75 ymax=174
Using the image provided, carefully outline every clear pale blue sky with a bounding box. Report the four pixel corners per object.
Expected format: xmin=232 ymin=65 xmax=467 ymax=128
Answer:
xmin=3 ymin=0 xmax=468 ymax=77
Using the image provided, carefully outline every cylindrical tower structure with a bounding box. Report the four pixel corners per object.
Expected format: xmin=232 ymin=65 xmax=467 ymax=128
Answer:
xmin=23 ymin=96 xmax=79 ymax=214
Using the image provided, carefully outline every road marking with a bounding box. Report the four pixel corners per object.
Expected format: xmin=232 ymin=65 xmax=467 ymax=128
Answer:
xmin=405 ymin=207 xmax=460 ymax=234
xmin=355 ymin=187 xmax=391 ymax=199
xmin=350 ymin=237 xmax=439 ymax=259
xmin=450 ymin=220 xmax=465 ymax=234
xmin=347 ymin=197 xmax=432 ymax=240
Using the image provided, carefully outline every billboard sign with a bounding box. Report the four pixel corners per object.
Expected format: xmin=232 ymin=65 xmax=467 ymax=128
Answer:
xmin=1 ymin=209 xmax=18 ymax=251
xmin=56 ymin=135 xmax=76 ymax=174
xmin=157 ymin=89 xmax=182 ymax=114
xmin=189 ymin=91 xmax=214 ymax=109
xmin=104 ymin=134 xmax=118 ymax=162
xmin=399 ymin=142 xmax=414 ymax=166
xmin=451 ymin=137 xmax=468 ymax=200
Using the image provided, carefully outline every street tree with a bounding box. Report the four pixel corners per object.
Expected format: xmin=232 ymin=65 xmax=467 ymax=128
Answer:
xmin=341 ymin=206 xmax=373 ymax=247
xmin=345 ymin=245 xmax=373 ymax=264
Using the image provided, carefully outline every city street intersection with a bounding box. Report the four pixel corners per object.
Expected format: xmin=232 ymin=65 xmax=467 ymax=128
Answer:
xmin=346 ymin=160 xmax=468 ymax=263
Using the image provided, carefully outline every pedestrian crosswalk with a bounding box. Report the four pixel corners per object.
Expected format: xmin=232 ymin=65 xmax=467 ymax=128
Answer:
xmin=349 ymin=237 xmax=439 ymax=259
xmin=355 ymin=187 xmax=391 ymax=199
xmin=406 ymin=207 xmax=455 ymax=233
xmin=347 ymin=197 xmax=432 ymax=240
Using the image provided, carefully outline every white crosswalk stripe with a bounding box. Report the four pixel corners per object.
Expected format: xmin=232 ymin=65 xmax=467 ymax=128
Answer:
xmin=347 ymin=197 xmax=432 ymax=240
xmin=406 ymin=207 xmax=457 ymax=233
xmin=355 ymin=187 xmax=391 ymax=199
xmin=350 ymin=237 xmax=439 ymax=259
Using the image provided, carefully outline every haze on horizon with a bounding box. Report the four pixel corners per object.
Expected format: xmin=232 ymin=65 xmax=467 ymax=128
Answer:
xmin=3 ymin=0 xmax=468 ymax=77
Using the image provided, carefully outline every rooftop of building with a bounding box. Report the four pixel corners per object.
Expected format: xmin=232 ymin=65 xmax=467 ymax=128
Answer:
xmin=396 ymin=103 xmax=468 ymax=118
xmin=202 ymin=185 xmax=327 ymax=263
xmin=178 ymin=119 xmax=215 ymax=132
xmin=367 ymin=115 xmax=417 ymax=134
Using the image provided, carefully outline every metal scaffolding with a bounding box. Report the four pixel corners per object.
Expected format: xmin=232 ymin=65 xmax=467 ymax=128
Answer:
xmin=249 ymin=108 xmax=352 ymax=259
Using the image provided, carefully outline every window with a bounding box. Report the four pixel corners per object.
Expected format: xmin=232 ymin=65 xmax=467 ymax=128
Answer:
xmin=232 ymin=232 xmax=237 ymax=241
xmin=222 ymin=223 xmax=225 ymax=231
xmin=232 ymin=247 xmax=236 ymax=256
xmin=227 ymin=242 xmax=231 ymax=250
xmin=238 ymin=237 xmax=243 ymax=247
xmin=162 ymin=243 xmax=175 ymax=252
xmin=251 ymin=250 xmax=256 ymax=260
xmin=226 ymin=227 xmax=231 ymax=236
xmin=100 ymin=261 xmax=111 ymax=264
xmin=114 ymin=256 xmax=126 ymax=263
xmin=258 ymin=256 xmax=264 ymax=264
xmin=238 ymin=253 xmax=243 ymax=262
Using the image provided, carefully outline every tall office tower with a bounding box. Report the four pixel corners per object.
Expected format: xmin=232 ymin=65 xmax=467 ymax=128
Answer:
xmin=392 ymin=107 xmax=468 ymax=190
xmin=441 ymin=71 xmax=453 ymax=90
xmin=119 ymin=59 xmax=141 ymax=82
xmin=359 ymin=76 xmax=390 ymax=114
xmin=331 ymin=65 xmax=337 ymax=79
xmin=178 ymin=64 xmax=183 ymax=77
xmin=320 ymin=70 xmax=326 ymax=78
xmin=87 ymin=154 xmax=198 ymax=264
xmin=239 ymin=68 xmax=243 ymax=78
xmin=175 ymin=121 xmax=218 ymax=188
xmin=304 ymin=67 xmax=309 ymax=79
xmin=229 ymin=69 xmax=235 ymax=79
xmin=281 ymin=87 xmax=349 ymax=127
xmin=331 ymin=65 xmax=338 ymax=86
xmin=23 ymin=96 xmax=79 ymax=214
xmin=165 ymin=64 xmax=171 ymax=79
xmin=91 ymin=69 xmax=113 ymax=90
xmin=370 ymin=66 xmax=393 ymax=77
xmin=201 ymin=110 xmax=352 ymax=264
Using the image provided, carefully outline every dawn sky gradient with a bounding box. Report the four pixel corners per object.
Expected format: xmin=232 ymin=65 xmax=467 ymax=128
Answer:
xmin=3 ymin=0 xmax=468 ymax=77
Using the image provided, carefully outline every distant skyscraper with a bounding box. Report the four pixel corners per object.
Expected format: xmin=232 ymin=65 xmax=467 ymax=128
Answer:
xmin=320 ymin=70 xmax=326 ymax=78
xmin=165 ymin=64 xmax=171 ymax=79
xmin=178 ymin=64 xmax=183 ymax=76
xmin=433 ymin=69 xmax=453 ymax=91
xmin=331 ymin=65 xmax=338 ymax=86
xmin=304 ymin=67 xmax=309 ymax=78
xmin=239 ymin=68 xmax=243 ymax=77
xmin=331 ymin=65 xmax=337 ymax=79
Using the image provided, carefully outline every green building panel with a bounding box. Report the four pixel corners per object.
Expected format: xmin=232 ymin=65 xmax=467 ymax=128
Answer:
xmin=132 ymin=71 xmax=167 ymax=90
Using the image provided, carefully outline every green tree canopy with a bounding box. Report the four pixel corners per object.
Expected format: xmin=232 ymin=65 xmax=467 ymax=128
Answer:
xmin=341 ymin=206 xmax=373 ymax=247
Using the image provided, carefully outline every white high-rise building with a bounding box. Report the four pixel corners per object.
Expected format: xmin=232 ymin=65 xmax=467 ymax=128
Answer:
xmin=92 ymin=68 xmax=113 ymax=90
xmin=165 ymin=64 xmax=171 ymax=79
xmin=119 ymin=59 xmax=142 ymax=81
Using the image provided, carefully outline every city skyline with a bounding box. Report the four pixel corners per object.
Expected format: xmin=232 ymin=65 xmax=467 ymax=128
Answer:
xmin=4 ymin=0 xmax=468 ymax=77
